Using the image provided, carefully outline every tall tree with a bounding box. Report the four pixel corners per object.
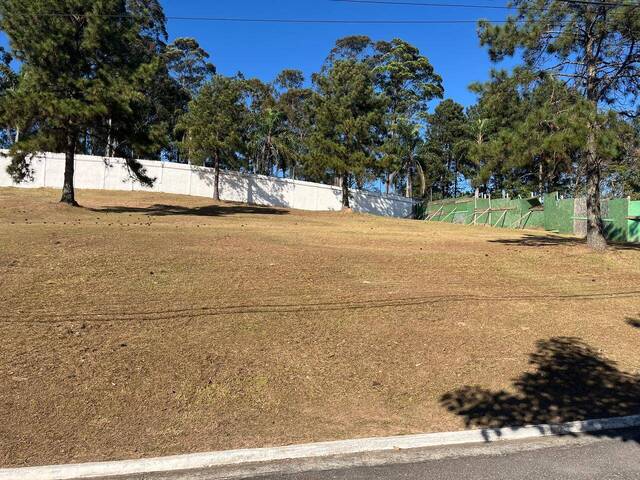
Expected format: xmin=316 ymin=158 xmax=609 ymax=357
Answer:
xmin=503 ymin=75 xmax=590 ymax=196
xmin=383 ymin=117 xmax=427 ymax=197
xmin=479 ymin=0 xmax=640 ymax=249
xmin=605 ymin=117 xmax=640 ymax=198
xmin=465 ymin=71 xmax=526 ymax=195
xmin=165 ymin=37 xmax=216 ymax=97
xmin=375 ymin=38 xmax=443 ymax=198
xmin=423 ymin=99 xmax=469 ymax=198
xmin=243 ymin=77 xmax=303 ymax=177
xmin=0 ymin=46 xmax=18 ymax=147
xmin=163 ymin=38 xmax=216 ymax=162
xmin=466 ymin=70 xmax=592 ymax=198
xmin=308 ymin=59 xmax=386 ymax=208
xmin=0 ymin=0 xmax=168 ymax=205
xmin=178 ymin=75 xmax=247 ymax=200
xmin=274 ymin=69 xmax=314 ymax=179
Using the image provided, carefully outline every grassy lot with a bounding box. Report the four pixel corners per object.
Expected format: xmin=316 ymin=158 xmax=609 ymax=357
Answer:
xmin=2 ymin=187 xmax=640 ymax=467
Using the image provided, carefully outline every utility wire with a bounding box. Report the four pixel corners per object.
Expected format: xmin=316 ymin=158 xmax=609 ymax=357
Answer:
xmin=16 ymin=0 xmax=640 ymax=25
xmin=333 ymin=0 xmax=640 ymax=7
xmin=19 ymin=13 xmax=513 ymax=24
xmin=331 ymin=0 xmax=513 ymax=9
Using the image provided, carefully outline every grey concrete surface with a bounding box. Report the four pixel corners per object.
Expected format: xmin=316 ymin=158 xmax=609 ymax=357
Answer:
xmin=257 ymin=433 xmax=640 ymax=480
xmin=115 ymin=429 xmax=640 ymax=480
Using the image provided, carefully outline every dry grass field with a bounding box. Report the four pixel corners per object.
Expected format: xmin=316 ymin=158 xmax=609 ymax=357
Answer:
xmin=2 ymin=186 xmax=640 ymax=467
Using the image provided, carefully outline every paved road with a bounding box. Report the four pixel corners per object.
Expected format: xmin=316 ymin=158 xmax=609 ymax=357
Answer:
xmin=128 ymin=429 xmax=640 ymax=480
xmin=256 ymin=435 xmax=640 ymax=480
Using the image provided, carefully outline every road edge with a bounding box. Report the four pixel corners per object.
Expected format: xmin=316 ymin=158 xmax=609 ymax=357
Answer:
xmin=4 ymin=414 xmax=640 ymax=480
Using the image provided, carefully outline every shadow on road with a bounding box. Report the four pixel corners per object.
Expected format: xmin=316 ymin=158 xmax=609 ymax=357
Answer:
xmin=489 ymin=234 xmax=640 ymax=251
xmin=441 ymin=336 xmax=640 ymax=442
xmin=89 ymin=203 xmax=289 ymax=217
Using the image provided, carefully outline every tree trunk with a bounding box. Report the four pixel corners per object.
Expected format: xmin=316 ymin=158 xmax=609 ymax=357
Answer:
xmin=583 ymin=16 xmax=607 ymax=251
xmin=388 ymin=170 xmax=398 ymax=195
xmin=106 ymin=118 xmax=113 ymax=157
xmin=415 ymin=162 xmax=426 ymax=198
xmin=453 ymin=161 xmax=458 ymax=198
xmin=213 ymin=155 xmax=220 ymax=201
xmin=341 ymin=173 xmax=350 ymax=209
xmin=14 ymin=126 xmax=19 ymax=143
xmin=586 ymin=128 xmax=607 ymax=250
xmin=538 ymin=161 xmax=544 ymax=197
xmin=60 ymin=132 xmax=78 ymax=206
xmin=385 ymin=172 xmax=390 ymax=195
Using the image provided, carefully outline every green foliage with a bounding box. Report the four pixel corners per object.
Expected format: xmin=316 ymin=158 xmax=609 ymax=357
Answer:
xmin=307 ymin=59 xmax=387 ymax=205
xmin=374 ymin=38 xmax=443 ymax=118
xmin=0 ymin=46 xmax=18 ymax=148
xmin=243 ymin=78 xmax=290 ymax=176
xmin=165 ymin=37 xmax=216 ymax=97
xmin=478 ymin=0 xmax=640 ymax=246
xmin=178 ymin=75 xmax=247 ymax=169
xmin=464 ymin=67 xmax=635 ymax=199
xmin=0 ymin=0 xmax=169 ymax=192
xmin=479 ymin=0 xmax=640 ymax=112
xmin=375 ymin=38 xmax=443 ymax=197
xmin=274 ymin=70 xmax=314 ymax=178
xmin=423 ymin=99 xmax=469 ymax=198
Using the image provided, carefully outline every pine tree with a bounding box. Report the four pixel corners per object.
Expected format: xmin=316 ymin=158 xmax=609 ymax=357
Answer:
xmin=479 ymin=0 xmax=640 ymax=249
xmin=308 ymin=60 xmax=386 ymax=208
xmin=165 ymin=38 xmax=216 ymax=97
xmin=423 ymin=99 xmax=469 ymax=198
xmin=375 ymin=38 xmax=443 ymax=197
xmin=0 ymin=0 xmax=167 ymax=206
xmin=178 ymin=75 xmax=247 ymax=201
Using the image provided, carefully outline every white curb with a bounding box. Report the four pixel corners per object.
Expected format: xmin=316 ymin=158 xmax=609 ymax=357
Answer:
xmin=3 ymin=414 xmax=640 ymax=480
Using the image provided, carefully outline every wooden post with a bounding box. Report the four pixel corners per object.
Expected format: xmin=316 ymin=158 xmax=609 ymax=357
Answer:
xmin=473 ymin=195 xmax=478 ymax=225
xmin=426 ymin=205 xmax=444 ymax=221
xmin=440 ymin=208 xmax=457 ymax=222
xmin=509 ymin=210 xmax=532 ymax=229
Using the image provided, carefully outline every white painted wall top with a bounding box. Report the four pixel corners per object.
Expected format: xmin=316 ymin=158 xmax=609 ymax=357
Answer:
xmin=0 ymin=152 xmax=416 ymax=218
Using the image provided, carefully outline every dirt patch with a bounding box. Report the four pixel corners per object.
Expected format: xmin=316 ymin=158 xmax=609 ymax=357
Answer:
xmin=2 ymin=187 xmax=640 ymax=467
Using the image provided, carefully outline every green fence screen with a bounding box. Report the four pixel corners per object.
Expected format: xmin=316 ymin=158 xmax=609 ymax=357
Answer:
xmin=423 ymin=193 xmax=640 ymax=244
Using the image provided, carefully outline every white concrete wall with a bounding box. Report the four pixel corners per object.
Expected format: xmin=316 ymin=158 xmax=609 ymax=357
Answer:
xmin=0 ymin=152 xmax=416 ymax=218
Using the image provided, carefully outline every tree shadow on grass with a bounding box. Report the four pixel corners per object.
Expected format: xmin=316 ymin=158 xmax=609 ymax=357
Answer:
xmin=89 ymin=203 xmax=289 ymax=217
xmin=626 ymin=316 xmax=640 ymax=329
xmin=440 ymin=337 xmax=640 ymax=442
xmin=490 ymin=234 xmax=640 ymax=251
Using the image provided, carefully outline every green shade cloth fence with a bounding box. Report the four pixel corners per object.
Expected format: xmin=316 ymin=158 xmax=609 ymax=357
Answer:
xmin=422 ymin=193 xmax=640 ymax=243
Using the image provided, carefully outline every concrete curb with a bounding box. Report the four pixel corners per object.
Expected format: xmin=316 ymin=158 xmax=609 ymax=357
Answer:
xmin=3 ymin=414 xmax=640 ymax=480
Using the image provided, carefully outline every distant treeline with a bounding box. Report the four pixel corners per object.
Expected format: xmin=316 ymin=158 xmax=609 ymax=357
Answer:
xmin=1 ymin=0 xmax=639 ymax=248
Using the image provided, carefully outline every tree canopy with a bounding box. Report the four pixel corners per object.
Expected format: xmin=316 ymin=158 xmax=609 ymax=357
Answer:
xmin=0 ymin=0 xmax=170 ymax=205
xmin=479 ymin=0 xmax=640 ymax=248
xmin=0 ymin=1 xmax=639 ymax=249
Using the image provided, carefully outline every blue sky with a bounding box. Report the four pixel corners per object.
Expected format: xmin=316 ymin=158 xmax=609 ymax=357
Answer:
xmin=163 ymin=0 xmax=514 ymax=108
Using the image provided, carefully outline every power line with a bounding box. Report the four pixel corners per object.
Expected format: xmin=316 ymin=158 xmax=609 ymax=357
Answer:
xmin=556 ymin=0 xmax=639 ymax=6
xmin=165 ymin=16 xmax=503 ymax=24
xmin=332 ymin=0 xmax=639 ymax=8
xmin=331 ymin=0 xmax=512 ymax=9
xmin=22 ymin=13 xmax=512 ymax=24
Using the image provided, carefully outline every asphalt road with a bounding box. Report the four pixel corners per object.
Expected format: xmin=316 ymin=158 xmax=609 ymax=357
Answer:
xmin=230 ymin=430 xmax=640 ymax=480
xmin=257 ymin=439 xmax=639 ymax=479
xmin=113 ymin=429 xmax=640 ymax=480
xmin=130 ymin=428 xmax=640 ymax=480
